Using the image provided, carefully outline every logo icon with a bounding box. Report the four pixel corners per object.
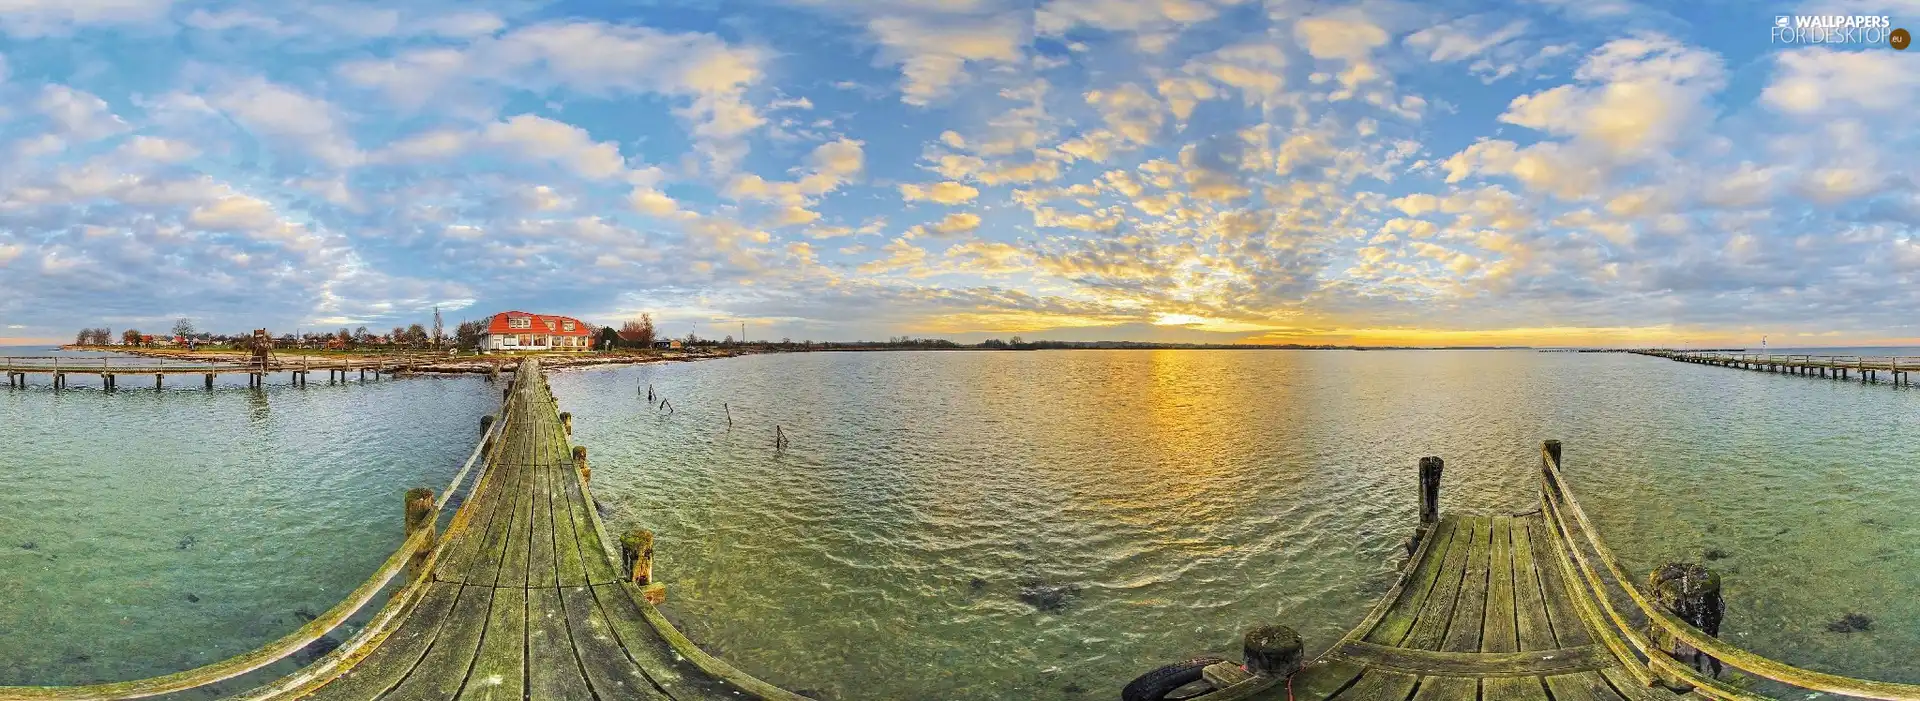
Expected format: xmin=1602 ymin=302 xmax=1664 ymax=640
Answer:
xmin=1894 ymin=27 xmax=1911 ymax=50
xmin=1776 ymin=15 xmax=1791 ymax=28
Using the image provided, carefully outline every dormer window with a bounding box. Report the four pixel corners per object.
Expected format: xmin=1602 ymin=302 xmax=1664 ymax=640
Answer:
xmin=562 ymin=320 xmax=576 ymax=331
xmin=508 ymin=316 xmax=531 ymax=329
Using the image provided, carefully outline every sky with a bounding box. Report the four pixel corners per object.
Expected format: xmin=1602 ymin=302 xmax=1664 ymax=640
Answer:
xmin=0 ymin=0 xmax=1917 ymax=347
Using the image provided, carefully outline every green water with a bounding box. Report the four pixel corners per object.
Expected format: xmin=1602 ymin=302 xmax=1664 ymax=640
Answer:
xmin=549 ymin=350 xmax=1920 ymax=699
xmin=0 ymin=362 xmax=493 ymax=689
xmin=5 ymin=349 xmax=1919 ymax=699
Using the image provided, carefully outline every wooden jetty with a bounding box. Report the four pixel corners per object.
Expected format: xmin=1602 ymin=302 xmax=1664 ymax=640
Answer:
xmin=1128 ymin=443 xmax=1920 ymax=701
xmin=1632 ymin=349 xmax=1917 ymax=386
xmin=0 ymin=358 xmax=804 ymax=701
xmin=0 ymin=354 xmax=500 ymax=390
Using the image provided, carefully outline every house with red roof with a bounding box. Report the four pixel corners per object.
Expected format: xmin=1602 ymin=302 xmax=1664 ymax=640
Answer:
xmin=478 ymin=311 xmax=596 ymax=352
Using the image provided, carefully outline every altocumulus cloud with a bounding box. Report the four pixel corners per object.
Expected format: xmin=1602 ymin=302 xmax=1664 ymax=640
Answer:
xmin=0 ymin=0 xmax=1916 ymax=347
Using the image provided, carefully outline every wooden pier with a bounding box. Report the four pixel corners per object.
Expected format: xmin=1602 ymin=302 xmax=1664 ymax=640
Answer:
xmin=1632 ymin=349 xmax=1917 ymax=386
xmin=0 ymin=355 xmax=497 ymax=390
xmin=0 ymin=358 xmax=804 ymax=701
xmin=1129 ymin=443 xmax=1920 ymax=701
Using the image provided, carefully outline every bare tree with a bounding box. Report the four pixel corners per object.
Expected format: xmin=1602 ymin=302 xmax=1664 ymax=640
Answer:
xmin=172 ymin=318 xmax=196 ymax=339
xmin=618 ymin=313 xmax=657 ymax=347
xmin=122 ymin=329 xmax=142 ymax=346
xmin=431 ymin=306 xmax=445 ymax=347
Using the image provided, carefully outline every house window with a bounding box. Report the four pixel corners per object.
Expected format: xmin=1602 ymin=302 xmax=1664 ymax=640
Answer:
xmin=562 ymin=320 xmax=576 ymax=332
xmin=508 ymin=316 xmax=531 ymax=329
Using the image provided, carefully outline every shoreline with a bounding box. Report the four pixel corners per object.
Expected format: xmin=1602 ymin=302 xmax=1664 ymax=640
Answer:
xmin=45 ymin=345 xmax=754 ymax=374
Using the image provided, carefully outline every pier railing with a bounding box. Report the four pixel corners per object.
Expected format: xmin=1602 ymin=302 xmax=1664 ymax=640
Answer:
xmin=0 ymin=381 xmax=512 ymax=700
xmin=1537 ymin=441 xmax=1920 ymax=700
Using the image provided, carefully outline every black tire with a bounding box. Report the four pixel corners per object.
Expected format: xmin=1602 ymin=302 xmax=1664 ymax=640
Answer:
xmin=1122 ymin=656 xmax=1230 ymax=701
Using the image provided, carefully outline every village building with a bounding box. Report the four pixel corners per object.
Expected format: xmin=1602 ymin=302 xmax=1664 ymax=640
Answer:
xmin=478 ymin=311 xmax=595 ymax=352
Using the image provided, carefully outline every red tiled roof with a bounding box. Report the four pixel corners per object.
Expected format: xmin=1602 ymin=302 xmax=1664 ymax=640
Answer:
xmin=483 ymin=311 xmax=594 ymax=337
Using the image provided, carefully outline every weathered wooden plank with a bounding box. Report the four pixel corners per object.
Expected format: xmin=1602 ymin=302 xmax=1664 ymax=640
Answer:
xmin=1333 ymin=670 xmax=1419 ymax=701
xmin=526 ymin=449 xmax=560 ymax=588
xmin=1483 ymin=516 xmax=1519 ymax=653
xmin=382 ymin=585 xmax=494 ymax=700
xmin=1442 ymin=517 xmax=1492 ymax=652
xmin=1597 ymin=668 xmax=1686 ymax=701
xmin=1327 ymin=640 xmax=1613 ymax=677
xmin=1530 ymin=514 xmax=1592 ymax=647
xmin=1481 ymin=675 xmax=1551 ymax=701
xmin=496 ymin=430 xmax=536 ymax=589
xmin=588 ymin=584 xmax=743 ymax=701
xmin=567 ymin=464 xmax=620 ymax=585
xmin=1403 ymin=516 xmax=1483 ymax=650
xmin=455 ymin=455 xmax=521 ymax=586
xmin=1287 ymin=659 xmax=1368 ymax=701
xmin=1511 ymin=517 xmax=1558 ymax=651
xmin=460 ymin=586 xmax=525 ymax=701
xmin=1364 ymin=516 xmax=1463 ymax=646
xmin=527 ymin=587 xmax=595 ymax=700
xmin=550 ymin=444 xmax=589 ymax=588
xmin=437 ymin=444 xmax=518 ymax=584
xmin=1410 ymin=675 xmax=1479 ymax=701
xmin=1545 ymin=672 xmax=1628 ymax=701
xmin=298 ymin=581 xmax=462 ymax=699
xmin=561 ymin=585 xmax=671 ymax=699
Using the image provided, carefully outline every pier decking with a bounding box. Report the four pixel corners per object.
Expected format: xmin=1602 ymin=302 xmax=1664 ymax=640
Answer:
xmin=1286 ymin=513 xmax=1671 ymax=701
xmin=0 ymin=358 xmax=802 ymax=701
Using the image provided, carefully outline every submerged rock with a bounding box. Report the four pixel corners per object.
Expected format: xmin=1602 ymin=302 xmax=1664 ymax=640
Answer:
xmin=1703 ymin=548 xmax=1728 ymax=561
xmin=1018 ymin=581 xmax=1082 ymax=613
xmin=1826 ymin=613 xmax=1873 ymax=633
xmin=294 ymin=607 xmax=319 ymax=623
xmin=968 ymin=577 xmax=988 ymax=591
xmin=18 ymin=541 xmax=35 ymax=550
xmin=176 ymin=535 xmax=197 ymax=551
xmin=1063 ymin=682 xmax=1087 ymax=694
xmin=185 ymin=593 xmax=200 ymax=604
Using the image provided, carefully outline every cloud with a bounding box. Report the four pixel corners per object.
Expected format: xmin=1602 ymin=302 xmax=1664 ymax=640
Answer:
xmin=900 ymin=181 xmax=981 ymax=204
xmin=866 ymin=14 xmax=1026 ymax=105
xmin=1763 ymin=47 xmax=1919 ymax=117
xmin=1405 ymin=16 xmax=1528 ymax=63
xmin=339 ymin=21 xmax=767 ymax=164
xmin=0 ymin=0 xmax=173 ymax=36
xmin=212 ymin=78 xmax=363 ymax=168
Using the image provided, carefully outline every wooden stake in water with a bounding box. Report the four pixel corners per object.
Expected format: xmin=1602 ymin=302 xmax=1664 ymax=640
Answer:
xmin=775 ymin=425 xmax=787 ymax=451
xmin=725 ymin=402 xmax=733 ymax=428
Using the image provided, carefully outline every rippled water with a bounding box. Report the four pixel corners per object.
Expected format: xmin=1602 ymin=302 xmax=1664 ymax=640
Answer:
xmin=7 ymin=348 xmax=1920 ymax=698
xmin=0 ymin=349 xmax=493 ymax=688
xmin=549 ymin=349 xmax=1920 ymax=700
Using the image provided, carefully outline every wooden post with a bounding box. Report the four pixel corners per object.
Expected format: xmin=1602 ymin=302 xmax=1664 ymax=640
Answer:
xmin=573 ymin=445 xmax=590 ymax=484
xmin=621 ymin=528 xmax=664 ymax=603
xmin=1648 ymin=562 xmax=1724 ymax=689
xmin=156 ymin=373 xmax=163 ymax=390
xmin=404 ymin=487 xmax=437 ymax=580
xmin=480 ymin=414 xmax=495 ymax=434
xmin=724 ymin=402 xmax=733 ymax=427
xmin=503 ymin=387 xmax=511 ymax=402
xmin=205 ymin=373 xmax=214 ymax=390
xmin=560 ymin=412 xmax=573 ymax=435
xmin=1418 ymin=456 xmax=1443 ymax=527
xmin=1242 ymin=625 xmax=1304 ymax=677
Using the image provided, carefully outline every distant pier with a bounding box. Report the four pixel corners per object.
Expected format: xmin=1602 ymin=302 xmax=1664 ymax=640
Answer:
xmin=1633 ymin=349 xmax=1916 ymax=386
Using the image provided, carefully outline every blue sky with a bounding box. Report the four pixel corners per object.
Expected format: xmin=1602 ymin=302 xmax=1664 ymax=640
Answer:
xmin=1 ymin=0 xmax=1917 ymax=346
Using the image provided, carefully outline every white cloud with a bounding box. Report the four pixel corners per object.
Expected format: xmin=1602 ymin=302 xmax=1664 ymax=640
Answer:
xmin=212 ymin=78 xmax=362 ymax=168
xmin=482 ymin=115 xmax=628 ymax=180
xmin=339 ymin=21 xmax=767 ymax=164
xmin=866 ymin=14 xmax=1025 ymax=105
xmin=900 ymin=181 xmax=982 ymax=204
xmin=117 ymin=136 xmax=201 ymax=163
xmin=1763 ymin=47 xmax=1919 ymax=116
xmin=1405 ymin=16 xmax=1528 ymax=63
xmin=0 ymin=0 xmax=173 ymax=37
xmin=35 ymin=85 xmax=129 ymax=142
